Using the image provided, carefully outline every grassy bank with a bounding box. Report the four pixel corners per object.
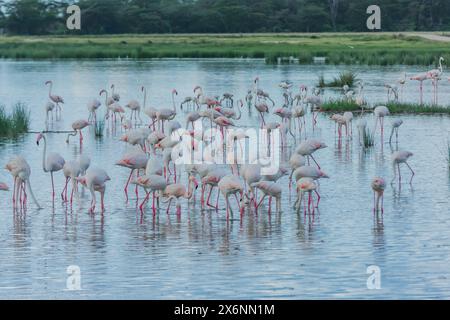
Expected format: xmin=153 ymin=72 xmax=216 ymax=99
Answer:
xmin=1 ymin=33 xmax=450 ymax=65
xmin=321 ymin=100 xmax=450 ymax=115
xmin=0 ymin=103 xmax=30 ymax=138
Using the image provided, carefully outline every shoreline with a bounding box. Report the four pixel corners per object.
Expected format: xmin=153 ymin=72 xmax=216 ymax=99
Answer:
xmin=2 ymin=33 xmax=450 ymax=65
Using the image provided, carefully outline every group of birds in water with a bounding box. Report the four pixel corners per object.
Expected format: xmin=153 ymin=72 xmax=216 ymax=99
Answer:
xmin=0 ymin=71 xmax=422 ymax=217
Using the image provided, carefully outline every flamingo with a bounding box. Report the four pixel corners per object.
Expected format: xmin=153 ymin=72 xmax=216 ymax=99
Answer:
xmin=61 ymin=160 xmax=81 ymax=203
xmin=36 ymin=133 xmax=65 ymax=201
xmin=294 ymin=177 xmax=318 ymax=213
xmin=155 ymin=89 xmax=178 ymax=132
xmin=218 ymin=175 xmax=245 ymax=216
xmin=162 ymin=176 xmax=199 ymax=215
xmin=295 ymin=139 xmax=328 ymax=169
xmin=254 ymin=101 xmax=269 ymax=128
xmin=389 ymin=119 xmax=403 ymax=144
xmin=76 ymin=167 xmax=110 ymax=214
xmin=110 ymin=84 xmax=120 ymax=102
xmin=373 ymin=106 xmax=390 ymax=138
xmin=132 ymin=174 xmax=167 ymax=212
xmin=410 ymin=73 xmax=428 ymax=104
xmin=241 ymin=164 xmax=261 ymax=208
xmin=202 ymin=168 xmax=227 ymax=209
xmin=45 ymin=80 xmax=64 ymax=117
xmin=251 ymin=181 xmax=282 ymax=213
xmin=79 ymin=154 xmax=91 ymax=176
xmin=120 ymin=129 xmax=147 ymax=152
xmin=100 ymin=89 xmax=114 ymax=122
xmin=391 ymin=151 xmax=414 ymax=185
xmin=289 ymin=154 xmax=306 ymax=187
xmin=292 ymin=166 xmax=329 ymax=207
xmin=141 ymin=86 xmax=158 ymax=129
xmin=343 ymin=112 xmax=353 ymax=136
xmin=292 ymin=104 xmax=306 ymax=136
xmin=185 ymin=111 xmax=201 ymax=130
xmin=146 ymin=158 xmax=163 ymax=176
xmin=66 ymin=119 xmax=90 ymax=147
xmin=214 ymin=100 xmax=242 ymax=120
xmin=371 ymin=177 xmax=386 ymax=213
xmin=427 ymin=57 xmax=444 ymax=104
xmin=398 ymin=73 xmax=406 ymax=101
xmin=125 ymin=91 xmax=142 ymax=124
xmin=5 ymin=156 xmax=41 ymax=209
xmin=45 ymin=102 xmax=55 ymax=124
xmin=87 ymin=98 xmax=101 ymax=123
xmin=116 ymin=151 xmax=148 ymax=202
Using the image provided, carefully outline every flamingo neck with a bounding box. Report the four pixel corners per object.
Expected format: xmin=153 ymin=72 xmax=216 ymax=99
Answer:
xmin=41 ymin=135 xmax=48 ymax=172
xmin=143 ymin=89 xmax=147 ymax=109
xmin=48 ymin=83 xmax=53 ymax=98
xmin=172 ymin=93 xmax=176 ymax=113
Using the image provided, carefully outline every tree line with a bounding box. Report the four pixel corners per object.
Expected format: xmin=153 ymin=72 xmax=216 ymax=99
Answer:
xmin=1 ymin=0 xmax=450 ymax=35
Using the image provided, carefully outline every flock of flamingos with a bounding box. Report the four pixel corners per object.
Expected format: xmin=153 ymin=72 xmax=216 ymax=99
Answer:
xmin=3 ymin=57 xmax=447 ymax=217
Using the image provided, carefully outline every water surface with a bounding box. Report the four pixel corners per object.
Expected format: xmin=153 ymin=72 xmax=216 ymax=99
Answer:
xmin=0 ymin=59 xmax=449 ymax=299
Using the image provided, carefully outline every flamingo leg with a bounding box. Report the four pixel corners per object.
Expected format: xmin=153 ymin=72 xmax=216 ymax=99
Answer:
xmin=405 ymin=162 xmax=415 ymax=184
xmin=124 ymin=169 xmax=134 ymax=202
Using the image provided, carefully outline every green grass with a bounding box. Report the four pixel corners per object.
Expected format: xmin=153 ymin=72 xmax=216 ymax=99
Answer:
xmin=363 ymin=128 xmax=375 ymax=149
xmin=1 ymin=33 xmax=450 ymax=65
xmin=317 ymin=71 xmax=359 ymax=88
xmin=321 ymin=100 xmax=450 ymax=114
xmin=0 ymin=103 xmax=30 ymax=137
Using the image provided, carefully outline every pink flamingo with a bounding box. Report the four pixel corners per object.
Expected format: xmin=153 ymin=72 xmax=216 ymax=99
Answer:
xmin=410 ymin=73 xmax=428 ymax=104
xmin=202 ymin=168 xmax=227 ymax=209
xmin=294 ymin=177 xmax=318 ymax=214
xmin=373 ymin=105 xmax=390 ymax=138
xmin=162 ymin=176 xmax=199 ymax=215
xmin=251 ymin=181 xmax=282 ymax=213
xmin=371 ymin=177 xmax=386 ymax=213
xmin=391 ymin=151 xmax=414 ymax=185
xmin=87 ymin=98 xmax=101 ymax=123
xmin=66 ymin=119 xmax=89 ymax=147
xmin=61 ymin=160 xmax=81 ymax=203
xmin=133 ymin=174 xmax=167 ymax=213
xmin=254 ymin=101 xmax=269 ymax=128
xmin=292 ymin=166 xmax=329 ymax=207
xmin=116 ymin=151 xmax=148 ymax=202
xmin=426 ymin=57 xmax=444 ymax=105
xmin=218 ymin=175 xmax=245 ymax=216
xmin=5 ymin=156 xmax=41 ymax=209
xmin=45 ymin=80 xmax=64 ymax=117
xmin=76 ymin=167 xmax=110 ymax=214
xmin=295 ymin=139 xmax=327 ymax=169
xmin=37 ymin=133 xmax=65 ymax=201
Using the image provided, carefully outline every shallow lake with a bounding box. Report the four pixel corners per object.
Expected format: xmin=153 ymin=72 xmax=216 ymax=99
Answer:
xmin=0 ymin=59 xmax=449 ymax=299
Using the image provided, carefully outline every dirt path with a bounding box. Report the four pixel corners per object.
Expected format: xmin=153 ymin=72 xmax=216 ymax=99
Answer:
xmin=406 ymin=33 xmax=450 ymax=42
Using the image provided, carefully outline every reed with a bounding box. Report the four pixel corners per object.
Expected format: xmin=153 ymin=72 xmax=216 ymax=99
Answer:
xmin=0 ymin=103 xmax=30 ymax=137
xmin=321 ymin=100 xmax=450 ymax=114
xmin=363 ymin=128 xmax=375 ymax=149
xmin=318 ymin=71 xmax=359 ymax=88
xmin=94 ymin=120 xmax=105 ymax=137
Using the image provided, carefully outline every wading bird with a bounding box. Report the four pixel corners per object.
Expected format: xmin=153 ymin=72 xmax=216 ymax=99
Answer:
xmin=37 ymin=133 xmax=65 ymax=201
xmin=371 ymin=177 xmax=386 ymax=213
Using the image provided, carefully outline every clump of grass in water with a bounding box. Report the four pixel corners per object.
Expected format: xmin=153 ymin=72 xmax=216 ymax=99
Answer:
xmin=321 ymin=99 xmax=361 ymax=112
xmin=0 ymin=103 xmax=30 ymax=137
xmin=318 ymin=71 xmax=358 ymax=88
xmin=94 ymin=120 xmax=105 ymax=137
xmin=363 ymin=128 xmax=375 ymax=149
